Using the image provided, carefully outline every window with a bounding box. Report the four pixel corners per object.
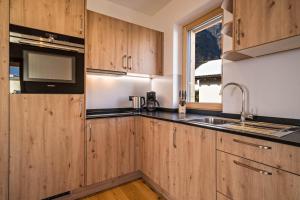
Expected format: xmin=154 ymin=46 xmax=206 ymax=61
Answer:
xmin=182 ymin=8 xmax=223 ymax=111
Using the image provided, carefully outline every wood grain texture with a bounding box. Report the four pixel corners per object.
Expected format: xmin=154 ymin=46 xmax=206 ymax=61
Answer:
xmin=10 ymin=0 xmax=85 ymax=38
xmin=86 ymin=11 xmax=128 ymax=72
xmin=217 ymin=192 xmax=232 ymax=200
xmin=217 ymin=151 xmax=300 ymax=200
xmin=0 ymin=0 xmax=9 ymax=199
xmin=86 ymin=117 xmax=135 ymax=186
xmin=234 ymin=0 xmax=300 ymax=50
xmin=9 ymin=94 xmax=85 ymax=200
xmin=217 ymin=131 xmax=300 ymax=175
xmin=170 ymin=124 xmax=216 ymax=200
xmin=80 ymin=179 xmax=165 ymax=200
xmin=128 ymin=24 xmax=163 ymax=75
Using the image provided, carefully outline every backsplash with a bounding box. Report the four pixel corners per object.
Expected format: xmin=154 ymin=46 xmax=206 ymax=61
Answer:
xmin=86 ymin=74 xmax=151 ymax=109
xmin=223 ymin=48 xmax=300 ymax=119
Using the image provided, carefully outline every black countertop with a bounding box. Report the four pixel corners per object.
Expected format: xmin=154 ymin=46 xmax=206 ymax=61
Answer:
xmin=86 ymin=109 xmax=300 ymax=147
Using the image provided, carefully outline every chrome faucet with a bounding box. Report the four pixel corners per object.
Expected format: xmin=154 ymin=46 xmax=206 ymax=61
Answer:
xmin=220 ymin=82 xmax=252 ymax=123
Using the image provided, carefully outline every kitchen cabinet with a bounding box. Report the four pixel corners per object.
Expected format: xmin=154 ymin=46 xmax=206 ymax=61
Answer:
xmin=0 ymin=0 xmax=9 ymax=199
xmin=139 ymin=118 xmax=171 ymax=193
xmin=217 ymin=131 xmax=300 ymax=175
xmin=139 ymin=117 xmax=216 ymax=200
xmin=170 ymin=123 xmax=216 ymax=200
xmin=234 ymin=0 xmax=300 ymax=51
xmin=128 ymin=23 xmax=163 ymax=75
xmin=86 ymin=117 xmax=135 ymax=185
xmin=217 ymin=151 xmax=300 ymax=200
xmin=223 ymin=0 xmax=300 ymax=60
xmin=10 ymin=0 xmax=85 ymax=38
xmin=86 ymin=11 xmax=163 ymax=75
xmin=9 ymin=94 xmax=85 ymax=200
xmin=86 ymin=11 xmax=129 ymax=72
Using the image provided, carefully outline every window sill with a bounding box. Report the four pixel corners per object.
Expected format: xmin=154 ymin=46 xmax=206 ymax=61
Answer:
xmin=186 ymin=102 xmax=222 ymax=111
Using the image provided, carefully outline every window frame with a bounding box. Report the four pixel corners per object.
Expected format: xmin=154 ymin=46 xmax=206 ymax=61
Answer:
xmin=182 ymin=7 xmax=223 ymax=111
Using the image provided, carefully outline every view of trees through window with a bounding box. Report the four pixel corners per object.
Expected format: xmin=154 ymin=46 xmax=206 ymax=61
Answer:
xmin=187 ymin=15 xmax=223 ymax=104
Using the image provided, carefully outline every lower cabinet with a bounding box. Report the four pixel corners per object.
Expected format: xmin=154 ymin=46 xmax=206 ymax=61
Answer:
xmin=170 ymin=123 xmax=216 ymax=200
xmin=86 ymin=117 xmax=135 ymax=185
xmin=139 ymin=117 xmax=216 ymax=200
xmin=9 ymin=94 xmax=85 ymax=200
xmin=217 ymin=151 xmax=300 ymax=200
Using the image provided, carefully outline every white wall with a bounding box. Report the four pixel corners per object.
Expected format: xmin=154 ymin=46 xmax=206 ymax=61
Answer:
xmin=86 ymin=74 xmax=151 ymax=109
xmin=223 ymin=49 xmax=300 ymax=119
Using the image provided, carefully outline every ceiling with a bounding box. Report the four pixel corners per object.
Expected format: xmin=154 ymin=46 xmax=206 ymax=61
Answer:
xmin=106 ymin=0 xmax=172 ymax=15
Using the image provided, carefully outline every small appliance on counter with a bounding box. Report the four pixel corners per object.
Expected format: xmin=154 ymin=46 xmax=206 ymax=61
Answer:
xmin=129 ymin=96 xmax=145 ymax=111
xmin=178 ymin=90 xmax=187 ymax=114
xmin=146 ymin=91 xmax=160 ymax=112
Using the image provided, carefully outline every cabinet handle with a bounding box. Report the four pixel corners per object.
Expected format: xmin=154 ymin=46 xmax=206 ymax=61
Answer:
xmin=89 ymin=124 xmax=92 ymax=142
xmin=80 ymin=15 xmax=84 ymax=33
xmin=79 ymin=100 xmax=83 ymax=118
xmin=233 ymin=160 xmax=272 ymax=176
xmin=236 ymin=18 xmax=241 ymax=45
xmin=127 ymin=56 xmax=132 ymax=70
xmin=173 ymin=127 xmax=177 ymax=148
xmin=122 ymin=55 xmax=127 ymax=69
xmin=233 ymin=139 xmax=272 ymax=150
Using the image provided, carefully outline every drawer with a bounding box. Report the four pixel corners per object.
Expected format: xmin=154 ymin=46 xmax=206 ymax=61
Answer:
xmin=217 ymin=151 xmax=300 ymax=200
xmin=217 ymin=131 xmax=300 ymax=175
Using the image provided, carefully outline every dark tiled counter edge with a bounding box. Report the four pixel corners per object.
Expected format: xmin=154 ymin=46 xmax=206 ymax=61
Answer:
xmin=86 ymin=108 xmax=300 ymax=147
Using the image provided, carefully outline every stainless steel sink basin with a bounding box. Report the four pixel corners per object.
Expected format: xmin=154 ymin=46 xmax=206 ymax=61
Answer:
xmin=182 ymin=117 xmax=238 ymax=125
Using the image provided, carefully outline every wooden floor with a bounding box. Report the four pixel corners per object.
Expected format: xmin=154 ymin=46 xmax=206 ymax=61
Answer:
xmin=80 ymin=179 xmax=165 ymax=200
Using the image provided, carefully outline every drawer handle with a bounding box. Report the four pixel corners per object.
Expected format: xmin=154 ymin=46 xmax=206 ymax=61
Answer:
xmin=233 ymin=160 xmax=272 ymax=176
xmin=233 ymin=139 xmax=272 ymax=150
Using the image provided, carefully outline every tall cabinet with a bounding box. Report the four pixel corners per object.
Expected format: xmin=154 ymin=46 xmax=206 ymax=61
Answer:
xmin=10 ymin=0 xmax=85 ymax=38
xmin=9 ymin=95 xmax=85 ymax=200
xmin=0 ymin=0 xmax=9 ymax=199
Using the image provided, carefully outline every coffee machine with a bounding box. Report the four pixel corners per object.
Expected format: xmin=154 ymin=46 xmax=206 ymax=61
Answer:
xmin=146 ymin=91 xmax=160 ymax=111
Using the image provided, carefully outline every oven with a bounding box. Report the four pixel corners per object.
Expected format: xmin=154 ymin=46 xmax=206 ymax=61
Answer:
xmin=9 ymin=25 xmax=84 ymax=94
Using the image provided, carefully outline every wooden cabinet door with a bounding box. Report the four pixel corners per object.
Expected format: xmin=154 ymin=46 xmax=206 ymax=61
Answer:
xmin=9 ymin=94 xmax=85 ymax=200
xmin=10 ymin=0 xmax=85 ymax=38
xmin=139 ymin=118 xmax=155 ymax=178
xmin=128 ymin=24 xmax=163 ymax=75
xmin=86 ymin=117 xmax=135 ymax=185
xmin=87 ymin=11 xmax=128 ymax=72
xmin=170 ymin=124 xmax=216 ymax=200
xmin=152 ymin=120 xmax=172 ymax=193
xmin=234 ymin=0 xmax=300 ymax=50
xmin=217 ymin=151 xmax=300 ymax=200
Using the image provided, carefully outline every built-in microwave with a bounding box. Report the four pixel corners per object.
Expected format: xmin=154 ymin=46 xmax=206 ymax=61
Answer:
xmin=9 ymin=25 xmax=84 ymax=94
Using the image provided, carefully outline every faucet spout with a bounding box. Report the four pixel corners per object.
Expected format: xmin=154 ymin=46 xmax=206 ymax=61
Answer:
xmin=220 ymin=82 xmax=246 ymax=123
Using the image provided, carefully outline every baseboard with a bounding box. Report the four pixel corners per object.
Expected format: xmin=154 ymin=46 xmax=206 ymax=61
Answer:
xmin=59 ymin=171 xmax=142 ymax=200
xmin=57 ymin=171 xmax=173 ymax=200
xmin=141 ymin=173 xmax=173 ymax=200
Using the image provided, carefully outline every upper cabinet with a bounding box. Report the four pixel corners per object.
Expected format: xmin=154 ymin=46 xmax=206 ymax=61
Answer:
xmin=86 ymin=11 xmax=163 ymax=75
xmin=86 ymin=11 xmax=128 ymax=72
xmin=128 ymin=23 xmax=163 ymax=75
xmin=234 ymin=0 xmax=300 ymax=51
xmin=10 ymin=0 xmax=85 ymax=38
xmin=222 ymin=0 xmax=300 ymax=60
